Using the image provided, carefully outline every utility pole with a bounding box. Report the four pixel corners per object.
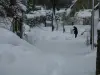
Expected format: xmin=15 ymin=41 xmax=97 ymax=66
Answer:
xmin=91 ymin=0 xmax=94 ymax=50
xmin=96 ymin=1 xmax=100 ymax=75
xmin=96 ymin=28 xmax=100 ymax=75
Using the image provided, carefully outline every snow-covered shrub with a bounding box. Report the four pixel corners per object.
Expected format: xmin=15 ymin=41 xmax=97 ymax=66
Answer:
xmin=74 ymin=9 xmax=92 ymax=25
xmin=74 ymin=17 xmax=83 ymax=25
xmin=66 ymin=17 xmax=75 ymax=25
xmin=25 ymin=14 xmax=46 ymax=28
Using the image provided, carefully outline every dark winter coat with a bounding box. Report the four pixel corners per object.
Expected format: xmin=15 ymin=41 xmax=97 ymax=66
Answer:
xmin=73 ymin=26 xmax=78 ymax=34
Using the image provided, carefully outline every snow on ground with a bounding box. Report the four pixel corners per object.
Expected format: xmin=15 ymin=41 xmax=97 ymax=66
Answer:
xmin=0 ymin=23 xmax=96 ymax=75
xmin=24 ymin=25 xmax=96 ymax=75
xmin=74 ymin=9 xmax=98 ymax=43
xmin=0 ymin=28 xmax=68 ymax=75
xmin=26 ymin=25 xmax=90 ymax=42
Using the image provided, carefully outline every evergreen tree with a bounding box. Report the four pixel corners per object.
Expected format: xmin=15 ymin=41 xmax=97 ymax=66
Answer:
xmin=27 ymin=0 xmax=34 ymax=12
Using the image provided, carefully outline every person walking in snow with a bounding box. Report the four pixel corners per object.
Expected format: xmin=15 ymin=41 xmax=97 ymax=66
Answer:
xmin=73 ymin=26 xmax=78 ymax=38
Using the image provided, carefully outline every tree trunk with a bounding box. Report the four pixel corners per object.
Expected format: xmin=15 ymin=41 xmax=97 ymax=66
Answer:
xmin=63 ymin=23 xmax=65 ymax=33
xmin=51 ymin=0 xmax=57 ymax=31
xmin=10 ymin=0 xmax=16 ymax=6
xmin=96 ymin=30 xmax=100 ymax=75
xmin=19 ymin=17 xmax=23 ymax=38
xmin=56 ymin=20 xmax=58 ymax=30
xmin=52 ymin=13 xmax=54 ymax=31
xmin=90 ymin=15 xmax=92 ymax=44
xmin=10 ymin=0 xmax=23 ymax=38
xmin=44 ymin=17 xmax=46 ymax=27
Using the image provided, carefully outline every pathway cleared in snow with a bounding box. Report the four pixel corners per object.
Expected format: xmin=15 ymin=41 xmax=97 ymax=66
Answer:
xmin=27 ymin=25 xmax=92 ymax=56
xmin=36 ymin=37 xmax=91 ymax=56
xmin=25 ymin=25 xmax=96 ymax=75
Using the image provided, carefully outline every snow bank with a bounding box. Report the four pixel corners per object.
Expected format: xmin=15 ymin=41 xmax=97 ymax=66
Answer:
xmin=0 ymin=28 xmax=67 ymax=75
xmin=0 ymin=28 xmax=39 ymax=50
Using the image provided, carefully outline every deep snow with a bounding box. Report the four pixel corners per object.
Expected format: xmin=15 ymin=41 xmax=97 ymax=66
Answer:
xmin=25 ymin=25 xmax=96 ymax=75
xmin=0 ymin=25 xmax=96 ymax=75
xmin=0 ymin=7 xmax=98 ymax=75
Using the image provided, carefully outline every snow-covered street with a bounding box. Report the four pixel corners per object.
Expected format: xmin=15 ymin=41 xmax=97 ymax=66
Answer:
xmin=0 ymin=25 xmax=96 ymax=75
xmin=23 ymin=25 xmax=96 ymax=75
xmin=0 ymin=0 xmax=98 ymax=74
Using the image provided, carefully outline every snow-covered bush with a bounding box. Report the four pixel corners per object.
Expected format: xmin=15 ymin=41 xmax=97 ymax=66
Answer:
xmin=66 ymin=17 xmax=75 ymax=25
xmin=25 ymin=13 xmax=46 ymax=27
xmin=74 ymin=9 xmax=92 ymax=25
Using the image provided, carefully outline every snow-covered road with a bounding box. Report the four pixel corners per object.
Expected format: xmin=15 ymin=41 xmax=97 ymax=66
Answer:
xmin=0 ymin=25 xmax=96 ymax=75
xmin=25 ymin=25 xmax=96 ymax=75
xmin=27 ymin=25 xmax=91 ymax=56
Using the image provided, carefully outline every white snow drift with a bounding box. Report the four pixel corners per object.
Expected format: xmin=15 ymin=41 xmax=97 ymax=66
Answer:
xmin=0 ymin=25 xmax=96 ymax=75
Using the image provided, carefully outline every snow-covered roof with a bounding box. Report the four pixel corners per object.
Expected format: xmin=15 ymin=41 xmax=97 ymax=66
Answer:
xmin=75 ymin=9 xmax=92 ymax=18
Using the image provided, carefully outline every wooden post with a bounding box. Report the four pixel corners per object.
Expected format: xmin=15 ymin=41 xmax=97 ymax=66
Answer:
xmin=96 ymin=29 xmax=100 ymax=75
